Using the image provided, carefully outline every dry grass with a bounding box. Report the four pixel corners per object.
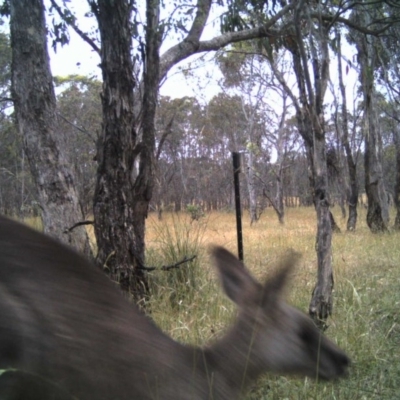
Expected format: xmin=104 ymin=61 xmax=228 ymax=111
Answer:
xmin=146 ymin=207 xmax=400 ymax=399
xmin=18 ymin=208 xmax=400 ymax=398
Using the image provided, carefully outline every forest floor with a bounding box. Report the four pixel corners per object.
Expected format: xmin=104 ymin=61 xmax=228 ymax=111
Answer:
xmin=144 ymin=207 xmax=400 ymax=399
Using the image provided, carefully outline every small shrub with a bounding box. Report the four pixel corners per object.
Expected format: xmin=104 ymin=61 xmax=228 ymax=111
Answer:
xmin=146 ymin=212 xmax=207 ymax=308
xmin=186 ymin=204 xmax=205 ymax=221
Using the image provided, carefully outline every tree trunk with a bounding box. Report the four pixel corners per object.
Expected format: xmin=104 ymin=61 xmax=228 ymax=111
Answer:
xmin=275 ymin=172 xmax=285 ymax=225
xmin=310 ymin=195 xmax=333 ymax=329
xmin=337 ymin=31 xmax=358 ymax=231
xmin=246 ymin=150 xmax=258 ymax=225
xmin=393 ymin=121 xmax=400 ymax=229
xmin=363 ymin=106 xmax=389 ymax=232
xmin=354 ymin=8 xmax=389 ymax=233
xmin=262 ymin=164 xmax=285 ymax=225
xmin=10 ymin=0 xmax=90 ymax=253
xmin=92 ymin=0 xmax=160 ymax=300
xmin=285 ymin=13 xmax=334 ymax=327
xmin=92 ymin=0 xmax=146 ymax=299
xmin=302 ymin=133 xmax=333 ymax=329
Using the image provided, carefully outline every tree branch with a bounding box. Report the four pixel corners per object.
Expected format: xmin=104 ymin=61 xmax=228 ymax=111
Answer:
xmin=313 ymin=12 xmax=400 ymax=36
xmin=50 ymin=0 xmax=100 ymax=54
xmin=63 ymin=220 xmax=94 ymax=233
xmin=156 ymin=112 xmax=175 ymax=160
xmin=137 ymin=255 xmax=197 ymax=272
xmin=159 ymin=1 xmax=295 ymax=81
xmin=56 ymin=112 xmax=97 ymax=143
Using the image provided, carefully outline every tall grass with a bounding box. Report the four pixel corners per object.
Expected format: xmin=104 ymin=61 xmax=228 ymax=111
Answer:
xmin=146 ymin=207 xmax=400 ymax=399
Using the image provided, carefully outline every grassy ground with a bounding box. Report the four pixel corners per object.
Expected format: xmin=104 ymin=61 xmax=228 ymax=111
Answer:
xmin=145 ymin=207 xmax=400 ymax=399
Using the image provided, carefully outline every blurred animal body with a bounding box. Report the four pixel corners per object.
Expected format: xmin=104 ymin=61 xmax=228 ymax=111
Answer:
xmin=0 ymin=215 xmax=349 ymax=399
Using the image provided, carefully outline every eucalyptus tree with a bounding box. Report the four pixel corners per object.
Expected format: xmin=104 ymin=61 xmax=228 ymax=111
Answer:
xmin=0 ymin=31 xmax=11 ymax=111
xmin=154 ymin=96 xmax=209 ymax=211
xmin=0 ymin=32 xmax=40 ymax=217
xmin=334 ymin=30 xmax=360 ymax=231
xmin=213 ymin=0 xmax=334 ymax=325
xmin=217 ymin=51 xmax=270 ymax=224
xmin=384 ymin=101 xmax=400 ymax=229
xmin=335 ymin=0 xmax=400 ymax=232
xmin=0 ymin=31 xmax=30 ymax=216
xmin=206 ymin=93 xmax=251 ymax=209
xmin=261 ymin=0 xmax=397 ymax=324
xmin=155 ymin=94 xmax=248 ymax=212
xmin=48 ymin=0 xmax=298 ymax=299
xmin=217 ymin=46 xmax=299 ymax=224
xmin=280 ymin=4 xmax=336 ymax=326
xmin=9 ymin=0 xmax=90 ymax=253
xmin=378 ymin=103 xmax=398 ymax=195
xmin=55 ymin=76 xmax=102 ymax=215
xmin=349 ymin=4 xmax=389 ymax=232
xmin=373 ymin=3 xmax=400 ymax=229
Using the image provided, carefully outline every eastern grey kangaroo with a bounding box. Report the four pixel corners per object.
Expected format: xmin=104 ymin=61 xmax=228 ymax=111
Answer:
xmin=0 ymin=215 xmax=349 ymax=399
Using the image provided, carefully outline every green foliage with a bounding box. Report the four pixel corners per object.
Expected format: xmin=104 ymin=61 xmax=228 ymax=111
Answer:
xmin=0 ymin=31 xmax=11 ymax=115
xmin=54 ymin=74 xmax=102 ymax=214
xmin=54 ymin=74 xmax=99 ymax=87
xmin=186 ymin=204 xmax=205 ymax=221
xmin=220 ymin=0 xmax=279 ymax=33
xmin=0 ymin=0 xmax=10 ymax=17
xmin=47 ymin=2 xmax=80 ymax=52
xmin=50 ymin=20 xmax=70 ymax=51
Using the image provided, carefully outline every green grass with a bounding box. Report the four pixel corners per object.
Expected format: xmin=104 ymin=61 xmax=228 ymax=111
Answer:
xmin=145 ymin=207 xmax=400 ymax=399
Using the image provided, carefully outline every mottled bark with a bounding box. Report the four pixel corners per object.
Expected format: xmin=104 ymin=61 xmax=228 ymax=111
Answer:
xmin=263 ymin=186 xmax=285 ymax=225
xmin=363 ymin=107 xmax=389 ymax=233
xmin=246 ymin=150 xmax=259 ymax=225
xmin=272 ymin=105 xmax=288 ymax=225
xmin=354 ymin=8 xmax=389 ymax=233
xmin=136 ymin=0 xmax=160 ymax=242
xmin=309 ymin=144 xmax=333 ymax=328
xmin=301 ymin=131 xmax=333 ymax=329
xmin=262 ymin=163 xmax=285 ymax=225
xmin=336 ymin=32 xmax=358 ymax=231
xmin=275 ymin=173 xmax=285 ymax=225
xmin=92 ymin=0 xmax=147 ymax=299
xmin=92 ymin=0 xmax=161 ymax=300
xmin=10 ymin=0 xmax=89 ymax=253
xmin=286 ymin=9 xmax=334 ymax=327
xmin=393 ymin=123 xmax=400 ymax=229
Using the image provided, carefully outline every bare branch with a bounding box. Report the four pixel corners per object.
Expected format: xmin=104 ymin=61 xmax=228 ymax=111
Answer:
xmin=156 ymin=112 xmax=175 ymax=160
xmin=137 ymin=255 xmax=197 ymax=272
xmin=63 ymin=220 xmax=94 ymax=234
xmin=314 ymin=12 xmax=400 ymax=36
xmin=56 ymin=112 xmax=97 ymax=143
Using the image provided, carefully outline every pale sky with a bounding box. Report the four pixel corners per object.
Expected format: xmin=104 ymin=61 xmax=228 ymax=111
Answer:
xmin=47 ymin=0 xmax=222 ymax=101
xmin=47 ymin=2 xmax=360 ymax=112
xmin=0 ymin=1 xmax=359 ymax=113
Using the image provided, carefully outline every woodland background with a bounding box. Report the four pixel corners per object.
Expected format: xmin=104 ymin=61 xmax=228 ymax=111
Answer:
xmin=1 ymin=0 xmax=400 ymax=325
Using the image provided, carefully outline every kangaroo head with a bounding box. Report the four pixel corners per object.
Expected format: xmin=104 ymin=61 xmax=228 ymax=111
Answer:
xmin=211 ymin=246 xmax=349 ymax=381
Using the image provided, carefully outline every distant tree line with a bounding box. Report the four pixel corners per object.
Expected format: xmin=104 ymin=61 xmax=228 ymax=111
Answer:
xmin=1 ymin=76 xmax=397 ymax=222
xmin=3 ymin=0 xmax=400 ymax=324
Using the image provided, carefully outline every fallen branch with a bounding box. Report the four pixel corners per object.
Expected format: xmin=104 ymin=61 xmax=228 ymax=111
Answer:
xmin=137 ymin=255 xmax=197 ymax=272
xmin=63 ymin=220 xmax=94 ymax=234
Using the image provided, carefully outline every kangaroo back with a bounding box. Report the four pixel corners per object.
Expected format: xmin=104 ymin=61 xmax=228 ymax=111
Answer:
xmin=0 ymin=216 xmax=349 ymax=399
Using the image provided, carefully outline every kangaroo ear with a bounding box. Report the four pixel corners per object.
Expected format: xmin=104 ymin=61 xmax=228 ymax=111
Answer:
xmin=211 ymin=246 xmax=260 ymax=306
xmin=262 ymin=250 xmax=300 ymax=307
